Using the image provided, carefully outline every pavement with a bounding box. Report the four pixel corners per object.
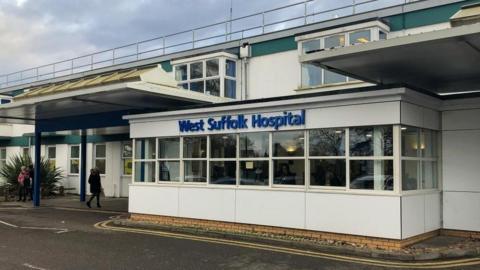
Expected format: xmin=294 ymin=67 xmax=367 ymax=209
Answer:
xmin=0 ymin=197 xmax=479 ymax=269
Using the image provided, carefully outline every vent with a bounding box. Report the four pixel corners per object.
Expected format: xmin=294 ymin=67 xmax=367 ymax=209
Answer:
xmin=450 ymin=3 xmax=480 ymax=27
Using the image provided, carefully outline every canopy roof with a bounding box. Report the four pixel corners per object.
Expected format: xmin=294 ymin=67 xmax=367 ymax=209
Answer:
xmin=0 ymin=66 xmax=229 ymax=126
xmin=300 ymin=22 xmax=480 ymax=94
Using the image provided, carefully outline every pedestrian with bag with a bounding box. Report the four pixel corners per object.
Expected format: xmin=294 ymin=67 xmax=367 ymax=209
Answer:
xmin=17 ymin=166 xmax=29 ymax=202
xmin=86 ymin=168 xmax=102 ymax=208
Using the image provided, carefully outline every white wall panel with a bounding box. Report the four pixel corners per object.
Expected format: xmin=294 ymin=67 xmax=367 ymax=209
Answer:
xmin=443 ymin=130 xmax=480 ymax=192
xmin=129 ymin=185 xmax=179 ymax=216
xmin=402 ymin=195 xmax=425 ymax=238
xmin=178 ymin=187 xmax=236 ymax=222
xmin=443 ymin=109 xmax=480 ymax=130
xmin=236 ymin=189 xmax=305 ymax=229
xmin=401 ymin=102 xmax=440 ymax=130
xmin=425 ymin=193 xmax=441 ymax=232
xmin=306 ymin=193 xmax=401 ymax=239
xmin=444 ymin=191 xmax=480 ymax=231
xmin=248 ymin=51 xmax=299 ymax=99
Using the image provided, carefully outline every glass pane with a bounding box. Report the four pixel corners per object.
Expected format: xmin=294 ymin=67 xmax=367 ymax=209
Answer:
xmin=190 ymin=81 xmax=204 ymax=93
xmin=0 ymin=160 xmax=6 ymax=169
xmin=206 ymin=79 xmax=220 ymax=96
xmin=134 ymin=161 xmax=155 ymax=182
xmin=135 ymin=138 xmax=156 ymax=159
xmin=183 ymin=137 xmax=206 ymax=158
xmin=123 ymin=159 xmax=132 ymax=175
xmin=401 ymin=126 xmax=419 ymax=157
xmin=379 ymin=31 xmax=387 ymax=40
xmin=178 ymin=83 xmax=188 ymax=90
xmin=210 ymin=161 xmax=236 ymax=185
xmin=302 ymin=39 xmax=321 ymax=54
xmin=70 ymin=160 xmax=79 ymax=174
xmin=225 ymin=79 xmax=236 ymax=98
xmin=226 ymin=59 xmax=236 ymax=77
xmin=159 ymin=161 xmax=180 ymax=182
xmin=48 ymin=147 xmax=56 ymax=159
xmin=422 ymin=161 xmax=437 ymax=189
xmin=0 ymin=148 xmax=6 ymax=159
xmin=158 ymin=138 xmax=180 ymax=159
xmin=48 ymin=160 xmax=56 ymax=170
xmin=324 ymin=69 xmax=346 ymax=84
xmin=350 ymin=126 xmax=393 ymax=156
xmin=122 ymin=143 xmax=132 ymax=158
xmin=310 ymin=159 xmax=346 ymax=187
xmin=175 ymin=65 xmax=187 ymax=81
xmin=273 ymin=131 xmax=305 ymax=157
xmin=184 ymin=160 xmax=207 ymax=182
xmin=273 ymin=160 xmax=305 ymax=185
xmin=240 ymin=161 xmax=268 ymax=186
xmin=190 ymin=62 xmax=203 ymax=79
xmin=350 ymin=160 xmax=393 ymax=190
xmin=95 ymin=159 xmax=106 ymax=174
xmin=301 ymin=63 xmax=322 ymax=87
xmin=349 ymin=30 xmax=371 ymax=45
xmin=206 ymin=59 xmax=219 ymax=77
xmin=324 ymin=35 xmax=345 ymax=49
xmin=210 ymin=134 xmax=236 ymax=158
xmin=22 ymin=148 xmax=29 ymax=157
xmin=420 ymin=129 xmax=437 ymax=158
xmin=309 ymin=128 xmax=345 ymax=156
xmin=402 ymin=160 xmax=420 ymax=191
xmin=95 ymin=145 xmax=106 ymax=158
xmin=239 ymin=132 xmax=269 ymax=158
xmin=70 ymin=146 xmax=79 ymax=158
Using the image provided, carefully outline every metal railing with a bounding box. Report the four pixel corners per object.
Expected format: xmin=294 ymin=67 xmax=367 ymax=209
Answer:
xmin=0 ymin=0 xmax=420 ymax=89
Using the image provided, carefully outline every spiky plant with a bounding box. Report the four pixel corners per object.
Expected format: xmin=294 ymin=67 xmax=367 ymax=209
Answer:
xmin=0 ymin=153 xmax=63 ymax=197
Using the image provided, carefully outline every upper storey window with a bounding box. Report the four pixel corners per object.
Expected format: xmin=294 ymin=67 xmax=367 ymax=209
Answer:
xmin=297 ymin=21 xmax=389 ymax=88
xmin=172 ymin=53 xmax=238 ymax=99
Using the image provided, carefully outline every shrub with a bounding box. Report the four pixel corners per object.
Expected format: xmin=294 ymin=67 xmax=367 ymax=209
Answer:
xmin=0 ymin=154 xmax=63 ymax=196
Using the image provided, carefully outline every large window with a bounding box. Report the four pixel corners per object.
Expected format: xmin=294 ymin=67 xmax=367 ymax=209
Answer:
xmin=183 ymin=136 xmax=207 ymax=183
xmin=46 ymin=146 xmax=56 ymax=169
xmin=272 ymin=131 xmax=305 ymax=185
xmin=158 ymin=138 xmax=180 ymax=182
xmin=134 ymin=139 xmax=155 ymax=182
xmin=122 ymin=142 xmax=132 ymax=175
xmin=0 ymin=148 xmax=6 ymax=169
xmin=69 ymin=145 xmax=80 ymax=174
xmin=309 ymin=128 xmax=346 ymax=187
xmin=349 ymin=126 xmax=393 ymax=191
xmin=239 ymin=132 xmax=269 ymax=186
xmin=210 ymin=134 xmax=236 ymax=185
xmin=174 ymin=56 xmax=237 ymax=98
xmin=401 ymin=126 xmax=438 ymax=191
xmin=94 ymin=144 xmax=106 ymax=175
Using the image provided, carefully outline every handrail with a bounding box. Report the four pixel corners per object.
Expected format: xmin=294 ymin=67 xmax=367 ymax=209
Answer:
xmin=0 ymin=0 xmax=421 ymax=89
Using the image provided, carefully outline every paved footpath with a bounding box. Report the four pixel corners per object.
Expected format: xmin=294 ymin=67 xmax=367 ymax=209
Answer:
xmin=0 ymin=206 xmax=479 ymax=270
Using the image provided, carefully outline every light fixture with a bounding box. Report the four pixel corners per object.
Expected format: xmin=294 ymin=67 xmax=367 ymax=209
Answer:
xmin=357 ymin=37 xmax=369 ymax=43
xmin=335 ymin=130 xmax=342 ymax=134
xmin=286 ymin=145 xmax=297 ymax=153
xmin=366 ymin=134 xmax=372 ymax=138
xmin=401 ymin=127 xmax=407 ymax=130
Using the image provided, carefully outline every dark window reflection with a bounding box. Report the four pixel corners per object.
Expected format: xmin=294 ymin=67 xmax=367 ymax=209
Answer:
xmin=183 ymin=137 xmax=206 ymax=158
xmin=210 ymin=134 xmax=236 ymax=158
xmin=273 ymin=160 xmax=305 ymax=185
xmin=239 ymin=132 xmax=269 ymax=158
xmin=210 ymin=161 xmax=236 ymax=185
xmin=240 ymin=161 xmax=268 ymax=186
xmin=273 ymin=131 xmax=304 ymax=157
xmin=310 ymin=159 xmax=346 ymax=187
xmin=350 ymin=126 xmax=393 ymax=156
xmin=309 ymin=129 xmax=345 ymax=156
xmin=350 ymin=160 xmax=393 ymax=190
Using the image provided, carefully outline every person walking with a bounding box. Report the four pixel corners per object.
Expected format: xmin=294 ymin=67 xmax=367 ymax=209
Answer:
xmin=86 ymin=168 xmax=102 ymax=208
xmin=17 ymin=166 xmax=29 ymax=202
xmin=26 ymin=164 xmax=34 ymax=201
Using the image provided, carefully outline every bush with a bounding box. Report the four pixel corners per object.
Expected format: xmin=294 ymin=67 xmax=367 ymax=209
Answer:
xmin=0 ymin=154 xmax=63 ymax=196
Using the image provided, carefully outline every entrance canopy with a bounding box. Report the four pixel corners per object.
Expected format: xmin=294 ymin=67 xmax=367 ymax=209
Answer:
xmin=0 ymin=65 xmax=229 ymax=129
xmin=300 ymin=22 xmax=480 ymax=94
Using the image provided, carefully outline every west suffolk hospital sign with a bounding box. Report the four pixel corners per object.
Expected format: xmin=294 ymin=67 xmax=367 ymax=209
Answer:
xmin=178 ymin=110 xmax=306 ymax=133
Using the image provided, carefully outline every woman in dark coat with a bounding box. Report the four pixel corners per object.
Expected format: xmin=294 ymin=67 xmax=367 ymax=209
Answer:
xmin=86 ymin=168 xmax=102 ymax=208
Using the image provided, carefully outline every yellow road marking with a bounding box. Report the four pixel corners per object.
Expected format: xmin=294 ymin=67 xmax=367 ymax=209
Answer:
xmin=94 ymin=220 xmax=480 ymax=269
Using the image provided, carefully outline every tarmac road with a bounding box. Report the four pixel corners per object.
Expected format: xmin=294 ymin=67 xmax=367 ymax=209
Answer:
xmin=0 ymin=206 xmax=479 ymax=270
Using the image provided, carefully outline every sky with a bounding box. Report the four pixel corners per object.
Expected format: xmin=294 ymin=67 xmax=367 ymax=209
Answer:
xmin=0 ymin=0 xmax=385 ymax=77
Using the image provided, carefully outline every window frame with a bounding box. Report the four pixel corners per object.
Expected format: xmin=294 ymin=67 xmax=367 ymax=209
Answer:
xmin=93 ymin=144 xmax=107 ymax=175
xmin=121 ymin=141 xmax=133 ymax=176
xmin=46 ymin=146 xmax=56 ymax=169
xmin=68 ymin=145 xmax=80 ymax=175
xmin=0 ymin=147 xmax=7 ymax=170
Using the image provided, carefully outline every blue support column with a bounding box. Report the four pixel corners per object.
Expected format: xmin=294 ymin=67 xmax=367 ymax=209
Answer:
xmin=80 ymin=131 xmax=87 ymax=202
xmin=33 ymin=130 xmax=41 ymax=207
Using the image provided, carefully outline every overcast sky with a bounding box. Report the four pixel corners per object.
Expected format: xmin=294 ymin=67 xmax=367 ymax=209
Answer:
xmin=0 ymin=0 xmax=311 ymax=75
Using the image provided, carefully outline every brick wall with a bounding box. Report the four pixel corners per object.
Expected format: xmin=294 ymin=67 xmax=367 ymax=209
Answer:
xmin=130 ymin=213 xmax=441 ymax=250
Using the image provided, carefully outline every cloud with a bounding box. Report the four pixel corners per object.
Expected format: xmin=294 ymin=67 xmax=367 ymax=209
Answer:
xmin=0 ymin=0 xmax=296 ymax=75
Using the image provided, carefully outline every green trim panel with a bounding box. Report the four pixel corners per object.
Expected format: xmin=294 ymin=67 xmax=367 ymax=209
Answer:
xmin=160 ymin=61 xmax=172 ymax=72
xmin=386 ymin=0 xmax=480 ymax=31
xmin=251 ymin=36 xmax=297 ymax=57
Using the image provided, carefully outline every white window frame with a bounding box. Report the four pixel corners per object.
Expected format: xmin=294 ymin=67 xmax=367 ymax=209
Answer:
xmin=132 ymin=138 xmax=156 ymax=184
xmin=68 ymin=145 xmax=80 ymax=175
xmin=121 ymin=141 xmax=133 ymax=176
xmin=0 ymin=147 xmax=7 ymax=169
xmin=46 ymin=146 xmax=56 ymax=168
xmin=157 ymin=137 xmax=181 ymax=183
xmin=93 ymin=144 xmax=106 ymax=175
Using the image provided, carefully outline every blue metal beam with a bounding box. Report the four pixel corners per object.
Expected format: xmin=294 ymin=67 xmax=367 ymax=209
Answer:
xmin=33 ymin=130 xmax=41 ymax=207
xmin=80 ymin=131 xmax=87 ymax=202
